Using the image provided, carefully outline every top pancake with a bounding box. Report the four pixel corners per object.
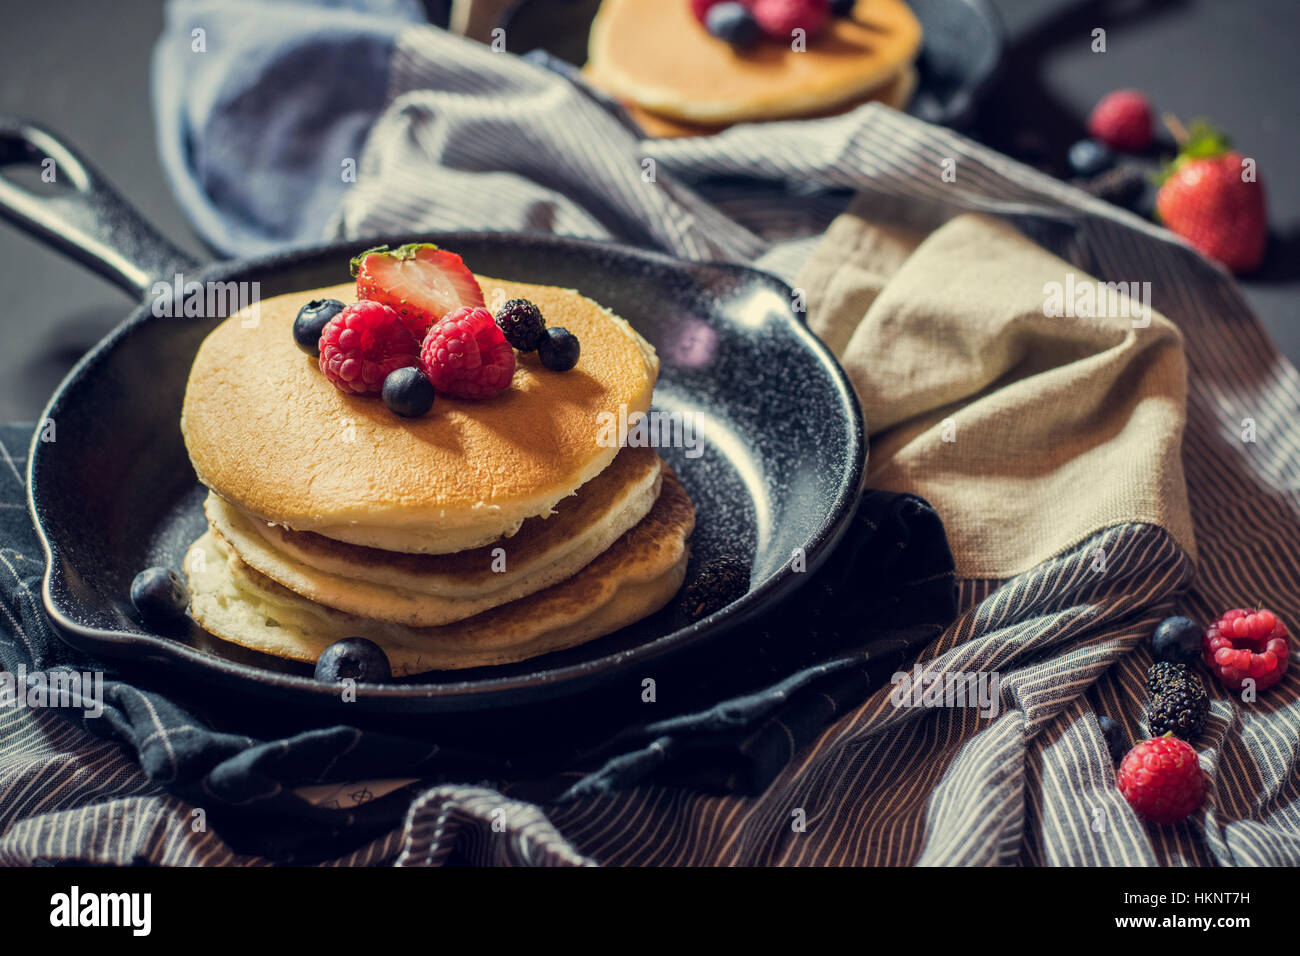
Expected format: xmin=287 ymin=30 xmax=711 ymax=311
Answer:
xmin=586 ymin=0 xmax=923 ymax=125
xmin=181 ymin=275 xmax=658 ymax=553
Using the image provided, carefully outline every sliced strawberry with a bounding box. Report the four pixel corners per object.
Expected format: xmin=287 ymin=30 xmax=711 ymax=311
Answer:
xmin=351 ymin=243 xmax=484 ymax=339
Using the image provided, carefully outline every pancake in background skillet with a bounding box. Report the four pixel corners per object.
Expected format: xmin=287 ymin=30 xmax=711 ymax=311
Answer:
xmin=586 ymin=0 xmax=923 ymax=129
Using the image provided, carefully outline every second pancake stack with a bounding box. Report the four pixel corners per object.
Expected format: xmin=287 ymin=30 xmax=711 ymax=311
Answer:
xmin=584 ymin=0 xmax=924 ymax=137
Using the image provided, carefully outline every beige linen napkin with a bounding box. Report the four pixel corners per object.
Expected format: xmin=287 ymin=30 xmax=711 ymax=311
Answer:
xmin=798 ymin=207 xmax=1194 ymax=580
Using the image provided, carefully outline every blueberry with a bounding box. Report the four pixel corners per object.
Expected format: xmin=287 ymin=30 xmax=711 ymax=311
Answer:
xmin=382 ymin=367 xmax=436 ymax=418
xmin=830 ymin=0 xmax=857 ymax=15
xmin=705 ymin=2 xmax=760 ymax=49
xmin=1067 ymin=139 xmax=1115 ymax=177
xmin=315 ymin=638 xmax=392 ymax=683
xmin=1152 ymin=616 xmax=1202 ymax=665
xmin=293 ymin=298 xmax=346 ymax=356
xmin=537 ymin=327 xmax=581 ymax=372
xmin=495 ymin=298 xmax=547 ymax=352
xmin=130 ymin=566 xmax=189 ymax=629
xmin=1097 ymin=715 xmax=1127 ymax=764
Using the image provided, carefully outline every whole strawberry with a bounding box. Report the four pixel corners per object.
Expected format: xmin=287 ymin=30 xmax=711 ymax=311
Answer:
xmin=1156 ymin=152 xmax=1267 ymax=274
xmin=1117 ymin=735 xmax=1206 ymax=824
xmin=1203 ymin=607 xmax=1289 ymax=692
xmin=1151 ymin=119 xmax=1268 ymax=274
xmin=1088 ymin=90 xmax=1153 ymax=153
xmin=352 ymin=243 xmax=484 ymax=340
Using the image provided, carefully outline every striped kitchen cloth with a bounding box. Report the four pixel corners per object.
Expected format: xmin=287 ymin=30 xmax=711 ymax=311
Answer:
xmin=3 ymin=8 xmax=1297 ymax=864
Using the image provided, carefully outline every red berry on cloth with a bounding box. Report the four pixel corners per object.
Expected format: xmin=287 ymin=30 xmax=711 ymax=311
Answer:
xmin=318 ymin=301 xmax=419 ymax=395
xmin=751 ymin=0 xmax=830 ymax=41
xmin=420 ymin=306 xmax=516 ymax=399
xmin=1116 ymin=736 xmax=1206 ymax=824
xmin=1156 ymin=146 xmax=1268 ymax=274
xmin=1203 ymin=608 xmax=1289 ymax=691
xmin=1087 ymin=90 xmax=1153 ymax=153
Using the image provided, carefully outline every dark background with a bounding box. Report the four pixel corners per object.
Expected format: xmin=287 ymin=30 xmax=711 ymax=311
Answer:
xmin=0 ymin=0 xmax=1295 ymax=421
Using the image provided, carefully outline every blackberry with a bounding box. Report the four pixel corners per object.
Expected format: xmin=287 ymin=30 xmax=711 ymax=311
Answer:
xmin=1147 ymin=661 xmax=1193 ymax=697
xmin=1148 ymin=676 xmax=1209 ymax=741
xmin=681 ymin=554 xmax=750 ymax=621
xmin=1072 ymin=164 xmax=1147 ymax=210
xmin=494 ymin=298 xmax=547 ymax=352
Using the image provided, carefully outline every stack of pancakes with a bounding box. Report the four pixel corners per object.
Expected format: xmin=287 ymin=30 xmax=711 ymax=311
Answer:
xmin=181 ymin=276 xmax=694 ymax=675
xmin=584 ymin=0 xmax=923 ymax=137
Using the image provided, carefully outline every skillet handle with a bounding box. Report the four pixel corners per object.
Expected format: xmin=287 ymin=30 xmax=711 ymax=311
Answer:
xmin=0 ymin=117 xmax=197 ymax=298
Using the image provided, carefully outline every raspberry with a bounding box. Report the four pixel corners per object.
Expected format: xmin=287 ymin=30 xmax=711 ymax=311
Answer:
xmin=419 ymin=306 xmax=516 ymax=400
xmin=1117 ymin=736 xmax=1206 ymax=824
xmin=1203 ymin=607 xmax=1290 ymax=692
xmin=1087 ymin=90 xmax=1153 ymax=153
xmin=691 ymin=0 xmax=723 ymax=25
xmin=751 ymin=0 xmax=830 ymax=42
xmin=494 ymin=298 xmax=547 ymax=352
xmin=317 ymin=301 xmax=419 ymax=395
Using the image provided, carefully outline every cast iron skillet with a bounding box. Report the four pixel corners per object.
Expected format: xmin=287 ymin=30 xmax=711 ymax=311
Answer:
xmin=0 ymin=118 xmax=864 ymax=715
